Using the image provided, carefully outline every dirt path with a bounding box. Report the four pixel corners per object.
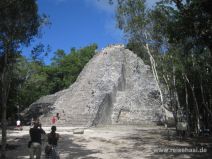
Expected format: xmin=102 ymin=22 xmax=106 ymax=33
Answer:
xmin=1 ymin=125 xmax=212 ymax=159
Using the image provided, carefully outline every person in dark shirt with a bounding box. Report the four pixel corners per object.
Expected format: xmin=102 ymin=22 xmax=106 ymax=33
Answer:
xmin=56 ymin=113 xmax=60 ymax=120
xmin=29 ymin=122 xmax=46 ymax=159
xmin=46 ymin=126 xmax=60 ymax=158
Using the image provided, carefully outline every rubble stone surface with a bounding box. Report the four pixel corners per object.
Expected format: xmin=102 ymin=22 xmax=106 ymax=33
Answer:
xmin=23 ymin=45 xmax=171 ymax=126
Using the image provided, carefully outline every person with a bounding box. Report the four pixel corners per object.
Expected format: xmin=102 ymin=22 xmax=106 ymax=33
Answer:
xmin=46 ymin=126 xmax=60 ymax=159
xmin=51 ymin=116 xmax=57 ymax=125
xmin=56 ymin=113 xmax=60 ymax=120
xmin=16 ymin=119 xmax=22 ymax=130
xmin=31 ymin=117 xmax=40 ymax=128
xmin=29 ymin=122 xmax=46 ymax=159
xmin=31 ymin=118 xmax=35 ymax=128
xmin=16 ymin=119 xmax=21 ymax=127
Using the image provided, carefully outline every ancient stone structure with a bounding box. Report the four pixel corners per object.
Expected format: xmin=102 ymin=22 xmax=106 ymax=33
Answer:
xmin=22 ymin=45 xmax=173 ymax=127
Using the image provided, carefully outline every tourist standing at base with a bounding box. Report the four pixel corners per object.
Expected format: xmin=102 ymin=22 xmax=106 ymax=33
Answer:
xmin=45 ymin=126 xmax=60 ymax=159
xmin=29 ymin=122 xmax=46 ymax=159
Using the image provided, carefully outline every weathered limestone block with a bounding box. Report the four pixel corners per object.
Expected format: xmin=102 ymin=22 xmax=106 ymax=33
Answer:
xmin=73 ymin=128 xmax=84 ymax=134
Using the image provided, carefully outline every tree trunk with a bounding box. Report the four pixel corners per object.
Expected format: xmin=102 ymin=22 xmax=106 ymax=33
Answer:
xmin=144 ymin=33 xmax=164 ymax=106
xmin=0 ymin=47 xmax=10 ymax=159
xmin=1 ymin=80 xmax=10 ymax=159
xmin=1 ymin=100 xmax=7 ymax=159
xmin=207 ymin=43 xmax=212 ymax=57
xmin=184 ymin=78 xmax=190 ymax=134
xmin=173 ymin=65 xmax=180 ymax=109
xmin=162 ymin=75 xmax=170 ymax=92
xmin=184 ymin=73 xmax=200 ymax=134
xmin=200 ymin=76 xmax=212 ymax=117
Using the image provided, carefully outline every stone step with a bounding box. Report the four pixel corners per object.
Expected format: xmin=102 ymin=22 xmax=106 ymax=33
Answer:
xmin=113 ymin=120 xmax=158 ymax=126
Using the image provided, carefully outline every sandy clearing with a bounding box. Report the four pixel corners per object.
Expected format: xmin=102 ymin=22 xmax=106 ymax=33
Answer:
xmin=1 ymin=125 xmax=212 ymax=159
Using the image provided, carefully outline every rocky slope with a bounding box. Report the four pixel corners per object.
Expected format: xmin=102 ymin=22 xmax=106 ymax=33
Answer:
xmin=22 ymin=45 xmax=171 ymax=126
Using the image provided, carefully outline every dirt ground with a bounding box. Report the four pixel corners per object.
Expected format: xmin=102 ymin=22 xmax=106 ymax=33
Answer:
xmin=1 ymin=125 xmax=212 ymax=159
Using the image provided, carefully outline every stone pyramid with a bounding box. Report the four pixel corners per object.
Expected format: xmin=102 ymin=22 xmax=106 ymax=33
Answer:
xmin=23 ymin=45 xmax=170 ymax=127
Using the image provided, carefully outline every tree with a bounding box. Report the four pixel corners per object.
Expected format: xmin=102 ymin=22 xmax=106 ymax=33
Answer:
xmin=156 ymin=0 xmax=212 ymax=133
xmin=114 ymin=0 xmax=212 ymax=134
xmin=159 ymin=0 xmax=212 ymax=55
xmin=0 ymin=0 xmax=43 ymax=158
xmin=47 ymin=44 xmax=97 ymax=92
xmin=51 ymin=49 xmax=65 ymax=66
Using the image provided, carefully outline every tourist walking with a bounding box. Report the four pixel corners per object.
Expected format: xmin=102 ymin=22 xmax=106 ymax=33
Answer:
xmin=29 ymin=122 xmax=46 ymax=159
xmin=45 ymin=126 xmax=60 ymax=159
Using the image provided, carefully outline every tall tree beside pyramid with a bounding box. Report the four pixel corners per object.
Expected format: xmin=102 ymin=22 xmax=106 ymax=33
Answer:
xmin=115 ymin=0 xmax=212 ymax=133
xmin=0 ymin=0 xmax=44 ymax=158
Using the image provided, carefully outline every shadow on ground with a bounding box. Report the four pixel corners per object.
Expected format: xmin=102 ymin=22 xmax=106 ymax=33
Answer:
xmin=4 ymin=133 xmax=102 ymax=159
xmin=2 ymin=126 xmax=212 ymax=159
xmin=59 ymin=135 xmax=101 ymax=159
xmin=120 ymin=128 xmax=212 ymax=159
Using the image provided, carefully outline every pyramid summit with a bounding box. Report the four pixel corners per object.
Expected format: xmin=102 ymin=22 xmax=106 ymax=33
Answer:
xmin=22 ymin=45 xmax=172 ymax=127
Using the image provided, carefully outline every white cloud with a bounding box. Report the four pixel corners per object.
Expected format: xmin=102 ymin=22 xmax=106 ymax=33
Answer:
xmin=84 ymin=0 xmax=117 ymax=14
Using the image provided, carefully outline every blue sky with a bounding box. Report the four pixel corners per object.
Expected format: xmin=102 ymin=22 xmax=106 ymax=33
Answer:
xmin=22 ymin=0 xmax=158 ymax=63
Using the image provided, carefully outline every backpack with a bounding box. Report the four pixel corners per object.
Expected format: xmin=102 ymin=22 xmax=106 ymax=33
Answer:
xmin=48 ymin=133 xmax=59 ymax=146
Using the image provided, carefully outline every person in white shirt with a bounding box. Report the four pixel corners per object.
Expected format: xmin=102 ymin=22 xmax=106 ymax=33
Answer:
xmin=16 ymin=120 xmax=21 ymax=127
xmin=16 ymin=119 xmax=22 ymax=130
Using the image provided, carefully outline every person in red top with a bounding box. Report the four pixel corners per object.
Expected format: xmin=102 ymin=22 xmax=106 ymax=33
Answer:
xmin=51 ymin=116 xmax=57 ymax=125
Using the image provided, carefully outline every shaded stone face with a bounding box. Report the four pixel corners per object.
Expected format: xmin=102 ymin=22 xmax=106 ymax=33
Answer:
xmin=22 ymin=45 xmax=170 ymax=127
